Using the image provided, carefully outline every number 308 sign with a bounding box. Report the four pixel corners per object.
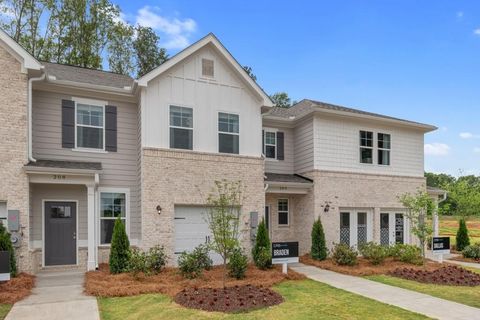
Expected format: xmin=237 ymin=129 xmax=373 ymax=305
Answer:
xmin=272 ymin=242 xmax=299 ymax=264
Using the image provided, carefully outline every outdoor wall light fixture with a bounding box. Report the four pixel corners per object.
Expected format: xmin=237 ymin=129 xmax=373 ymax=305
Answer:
xmin=321 ymin=201 xmax=334 ymax=213
xmin=156 ymin=205 xmax=162 ymax=215
xmin=324 ymin=204 xmax=330 ymax=213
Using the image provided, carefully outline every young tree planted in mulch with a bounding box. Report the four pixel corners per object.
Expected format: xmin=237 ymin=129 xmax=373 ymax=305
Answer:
xmin=456 ymin=218 xmax=470 ymax=251
xmin=109 ymin=217 xmax=131 ymax=274
xmin=399 ymin=190 xmax=435 ymax=264
xmin=0 ymin=224 xmax=16 ymax=277
xmin=311 ymin=217 xmax=327 ymax=261
xmin=205 ymin=180 xmax=244 ymax=287
xmin=252 ymin=218 xmax=272 ymax=269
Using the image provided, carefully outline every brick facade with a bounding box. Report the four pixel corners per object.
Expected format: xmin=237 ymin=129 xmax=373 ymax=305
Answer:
xmin=0 ymin=45 xmax=31 ymax=272
xmin=141 ymin=148 xmax=265 ymax=262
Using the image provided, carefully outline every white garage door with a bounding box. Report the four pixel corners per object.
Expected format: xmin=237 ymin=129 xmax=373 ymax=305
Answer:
xmin=174 ymin=206 xmax=223 ymax=265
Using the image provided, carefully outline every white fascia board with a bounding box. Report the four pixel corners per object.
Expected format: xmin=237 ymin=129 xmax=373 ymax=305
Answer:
xmin=0 ymin=29 xmax=42 ymax=71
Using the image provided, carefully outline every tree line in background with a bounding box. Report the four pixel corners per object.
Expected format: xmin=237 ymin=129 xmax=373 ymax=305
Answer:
xmin=425 ymin=172 xmax=480 ymax=217
xmin=1 ymin=0 xmax=295 ymax=107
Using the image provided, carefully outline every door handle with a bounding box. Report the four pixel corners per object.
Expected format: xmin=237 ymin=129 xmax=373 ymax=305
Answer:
xmin=73 ymin=232 xmax=76 ymax=240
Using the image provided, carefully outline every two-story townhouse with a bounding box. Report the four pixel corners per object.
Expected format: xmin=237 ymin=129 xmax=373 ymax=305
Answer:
xmin=1 ymin=28 xmax=439 ymax=274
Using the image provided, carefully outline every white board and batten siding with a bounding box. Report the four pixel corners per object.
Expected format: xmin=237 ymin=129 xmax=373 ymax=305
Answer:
xmin=313 ymin=115 xmax=425 ymax=177
xmin=31 ymin=90 xmax=141 ymax=242
xmin=141 ymin=45 xmax=263 ymax=157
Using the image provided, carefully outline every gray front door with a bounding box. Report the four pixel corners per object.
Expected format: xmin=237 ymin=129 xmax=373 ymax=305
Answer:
xmin=45 ymin=201 xmax=76 ymax=266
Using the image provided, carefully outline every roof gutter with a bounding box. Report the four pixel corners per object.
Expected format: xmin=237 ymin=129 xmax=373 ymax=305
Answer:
xmin=28 ymin=70 xmax=45 ymax=162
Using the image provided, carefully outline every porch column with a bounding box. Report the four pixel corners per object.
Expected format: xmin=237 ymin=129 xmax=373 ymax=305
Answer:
xmin=87 ymin=185 xmax=96 ymax=271
xmin=433 ymin=200 xmax=439 ymax=237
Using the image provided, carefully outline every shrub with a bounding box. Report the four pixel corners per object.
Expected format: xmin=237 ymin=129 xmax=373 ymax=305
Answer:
xmin=252 ymin=219 xmax=271 ymax=269
xmin=0 ymin=224 xmax=16 ymax=277
xmin=128 ymin=246 xmax=168 ymax=277
xmin=456 ymin=218 xmax=470 ymax=251
xmin=388 ymin=244 xmax=422 ymax=265
xmin=331 ymin=243 xmax=357 ymax=266
xmin=311 ymin=218 xmax=327 ymax=261
xmin=227 ymin=247 xmax=248 ymax=279
xmin=359 ymin=242 xmax=387 ymax=265
xmin=109 ymin=218 xmax=131 ymax=274
xmin=178 ymin=244 xmax=212 ymax=279
xmin=463 ymin=244 xmax=480 ymax=260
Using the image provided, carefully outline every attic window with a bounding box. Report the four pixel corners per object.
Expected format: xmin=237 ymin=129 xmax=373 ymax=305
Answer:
xmin=202 ymin=59 xmax=214 ymax=77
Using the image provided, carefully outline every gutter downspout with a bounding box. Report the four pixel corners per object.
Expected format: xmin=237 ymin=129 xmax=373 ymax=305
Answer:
xmin=28 ymin=71 xmax=46 ymax=162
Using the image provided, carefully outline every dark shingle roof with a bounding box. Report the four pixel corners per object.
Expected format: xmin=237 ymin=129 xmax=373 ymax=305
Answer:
xmin=268 ymin=99 xmax=435 ymax=129
xmin=42 ymin=62 xmax=134 ymax=89
xmin=265 ymin=173 xmax=313 ymax=184
xmin=26 ymin=159 xmax=102 ymax=171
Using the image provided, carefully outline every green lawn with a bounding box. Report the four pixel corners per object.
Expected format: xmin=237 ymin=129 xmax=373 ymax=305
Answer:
xmin=98 ymin=280 xmax=430 ymax=320
xmin=0 ymin=304 xmax=11 ymax=320
xmin=366 ymin=275 xmax=480 ymax=309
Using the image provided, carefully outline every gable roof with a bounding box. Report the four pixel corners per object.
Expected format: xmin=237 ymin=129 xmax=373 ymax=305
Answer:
xmin=265 ymin=99 xmax=437 ymax=132
xmin=0 ymin=28 xmax=42 ymax=71
xmin=138 ymin=33 xmax=273 ymax=107
xmin=43 ymin=62 xmax=134 ymax=89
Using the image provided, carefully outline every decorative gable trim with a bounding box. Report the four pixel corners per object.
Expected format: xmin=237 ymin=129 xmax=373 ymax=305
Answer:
xmin=0 ymin=28 xmax=42 ymax=73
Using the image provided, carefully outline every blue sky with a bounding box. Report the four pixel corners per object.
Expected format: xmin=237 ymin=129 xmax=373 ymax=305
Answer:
xmin=115 ymin=1 xmax=480 ymax=176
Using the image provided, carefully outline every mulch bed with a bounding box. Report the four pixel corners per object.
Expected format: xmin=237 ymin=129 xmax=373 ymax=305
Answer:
xmin=300 ymin=254 xmax=441 ymax=276
xmin=174 ymin=284 xmax=283 ymax=313
xmin=85 ymin=263 xmax=305 ymax=298
xmin=389 ymin=265 xmax=480 ymax=286
xmin=0 ymin=273 xmax=35 ymax=304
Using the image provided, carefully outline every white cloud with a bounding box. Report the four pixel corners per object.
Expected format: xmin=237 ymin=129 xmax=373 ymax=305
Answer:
xmin=459 ymin=132 xmax=480 ymax=139
xmin=424 ymin=143 xmax=450 ymax=156
xmin=136 ymin=6 xmax=197 ymax=50
xmin=457 ymin=11 xmax=464 ymax=19
xmin=474 ymin=28 xmax=480 ymax=36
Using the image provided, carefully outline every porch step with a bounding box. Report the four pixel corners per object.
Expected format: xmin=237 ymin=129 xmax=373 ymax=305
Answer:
xmin=40 ymin=265 xmax=86 ymax=274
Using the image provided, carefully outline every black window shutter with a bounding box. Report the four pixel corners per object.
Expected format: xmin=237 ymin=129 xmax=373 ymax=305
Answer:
xmin=262 ymin=130 xmax=265 ymax=154
xmin=62 ymin=99 xmax=75 ymax=148
xmin=277 ymin=131 xmax=285 ymax=160
xmin=105 ymin=105 xmax=117 ymax=152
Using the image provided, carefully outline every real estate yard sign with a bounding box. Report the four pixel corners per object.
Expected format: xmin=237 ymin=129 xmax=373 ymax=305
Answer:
xmin=432 ymin=237 xmax=450 ymax=254
xmin=272 ymin=242 xmax=299 ymax=265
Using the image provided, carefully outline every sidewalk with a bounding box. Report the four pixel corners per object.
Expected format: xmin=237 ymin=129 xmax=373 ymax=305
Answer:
xmin=291 ymin=263 xmax=480 ymax=320
xmin=5 ymin=270 xmax=100 ymax=320
xmin=447 ymin=259 xmax=480 ymax=270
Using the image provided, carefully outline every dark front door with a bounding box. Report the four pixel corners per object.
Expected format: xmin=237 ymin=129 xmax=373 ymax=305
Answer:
xmin=45 ymin=201 xmax=76 ymax=266
xmin=395 ymin=213 xmax=404 ymax=244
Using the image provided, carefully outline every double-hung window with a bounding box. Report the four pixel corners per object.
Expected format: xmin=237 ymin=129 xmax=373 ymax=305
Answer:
xmin=378 ymin=133 xmax=391 ymax=165
xmin=359 ymin=131 xmax=373 ymax=164
xmin=76 ymin=103 xmax=104 ymax=149
xmin=218 ymin=112 xmax=239 ymax=154
xmin=100 ymin=192 xmax=127 ymax=245
xmin=264 ymin=131 xmax=276 ymax=159
xmin=170 ymin=106 xmax=193 ymax=150
xmin=278 ymin=199 xmax=289 ymax=225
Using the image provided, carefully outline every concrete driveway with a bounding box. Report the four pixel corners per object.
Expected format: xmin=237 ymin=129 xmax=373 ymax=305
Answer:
xmin=6 ymin=270 xmax=99 ymax=320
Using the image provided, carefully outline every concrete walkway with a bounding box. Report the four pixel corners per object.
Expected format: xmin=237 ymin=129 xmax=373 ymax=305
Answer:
xmin=6 ymin=270 xmax=100 ymax=320
xmin=291 ymin=263 xmax=480 ymax=320
xmin=447 ymin=259 xmax=480 ymax=270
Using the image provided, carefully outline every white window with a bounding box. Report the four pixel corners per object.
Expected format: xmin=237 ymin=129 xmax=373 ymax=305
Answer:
xmin=218 ymin=112 xmax=239 ymax=154
xmin=359 ymin=130 xmax=373 ymax=164
xmin=378 ymin=133 xmax=391 ymax=165
xmin=264 ymin=130 xmax=277 ymax=159
xmin=202 ymin=58 xmax=214 ymax=77
xmin=76 ymin=102 xmax=104 ymax=149
xmin=278 ymin=199 xmax=289 ymax=225
xmin=170 ymin=106 xmax=193 ymax=150
xmin=0 ymin=202 xmax=6 ymax=228
xmin=100 ymin=191 xmax=128 ymax=245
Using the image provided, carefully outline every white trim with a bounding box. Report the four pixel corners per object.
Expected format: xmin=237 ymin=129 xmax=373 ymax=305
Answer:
xmin=97 ymin=187 xmax=130 ymax=246
xmin=0 ymin=29 xmax=42 ymax=72
xmin=42 ymin=200 xmax=79 ymax=268
xmin=263 ymin=128 xmax=278 ymax=160
xmin=217 ymin=111 xmax=240 ymax=154
xmin=137 ymin=33 xmax=273 ymax=107
xmin=73 ymin=97 xmax=107 ymax=152
xmin=277 ymin=198 xmax=289 ymax=226
xmin=169 ymin=105 xmax=194 ymax=150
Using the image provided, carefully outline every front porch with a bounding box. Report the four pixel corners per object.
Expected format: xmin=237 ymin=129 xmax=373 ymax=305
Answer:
xmin=25 ymin=160 xmax=102 ymax=273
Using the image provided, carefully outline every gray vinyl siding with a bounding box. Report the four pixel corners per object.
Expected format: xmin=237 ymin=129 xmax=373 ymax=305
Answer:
xmin=264 ymin=127 xmax=294 ymax=174
xmin=32 ymin=90 xmax=140 ymax=240
xmin=293 ymin=118 xmax=314 ymax=174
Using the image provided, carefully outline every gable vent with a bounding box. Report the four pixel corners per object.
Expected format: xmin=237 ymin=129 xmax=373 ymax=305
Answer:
xmin=202 ymin=58 xmax=214 ymax=77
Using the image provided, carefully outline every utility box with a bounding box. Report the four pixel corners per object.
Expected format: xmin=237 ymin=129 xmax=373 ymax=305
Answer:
xmin=7 ymin=210 xmax=19 ymax=232
xmin=0 ymin=251 xmax=10 ymax=281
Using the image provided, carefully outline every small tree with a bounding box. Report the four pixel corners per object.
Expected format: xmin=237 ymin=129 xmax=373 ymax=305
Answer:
xmin=109 ymin=218 xmax=130 ymax=274
xmin=399 ymin=190 xmax=435 ymax=263
xmin=205 ymin=180 xmax=244 ymax=287
xmin=311 ymin=217 xmax=327 ymax=261
xmin=252 ymin=218 xmax=272 ymax=269
xmin=456 ymin=218 xmax=470 ymax=251
xmin=0 ymin=224 xmax=16 ymax=277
